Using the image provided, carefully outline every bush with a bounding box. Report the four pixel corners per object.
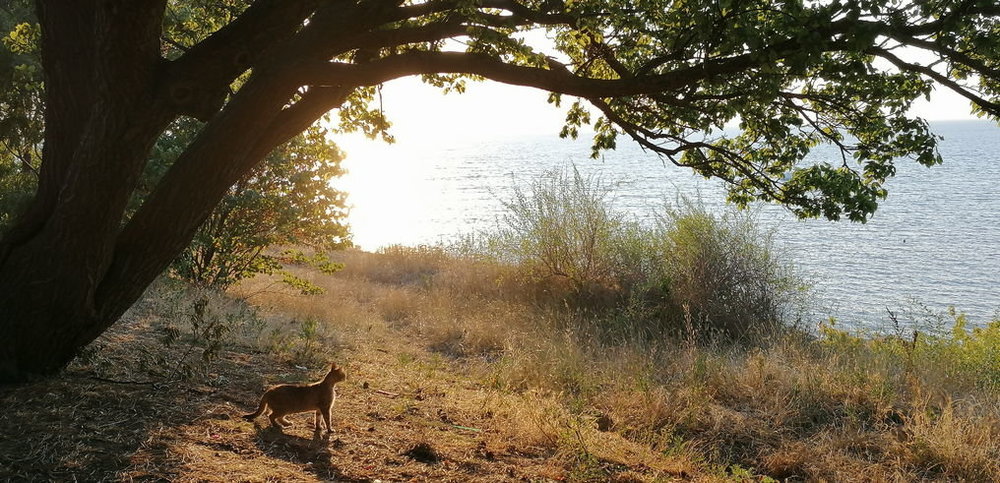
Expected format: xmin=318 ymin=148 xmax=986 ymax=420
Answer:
xmin=485 ymin=166 xmax=653 ymax=304
xmin=820 ymin=308 xmax=1000 ymax=393
xmin=154 ymin=120 xmax=350 ymax=289
xmin=655 ymin=201 xmax=802 ymax=343
xmin=473 ymin=166 xmax=803 ymax=344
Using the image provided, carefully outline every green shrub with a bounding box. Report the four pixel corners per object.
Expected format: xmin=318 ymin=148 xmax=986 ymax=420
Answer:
xmin=489 ymin=166 xmax=649 ymax=300
xmin=472 ymin=166 xmax=803 ymax=344
xmin=654 ymin=201 xmax=802 ymax=343
xmin=821 ymin=308 xmax=1000 ymax=393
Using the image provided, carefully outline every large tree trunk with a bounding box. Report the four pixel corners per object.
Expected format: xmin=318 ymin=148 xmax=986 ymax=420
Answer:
xmin=0 ymin=1 xmax=326 ymax=383
xmin=0 ymin=1 xmax=172 ymax=381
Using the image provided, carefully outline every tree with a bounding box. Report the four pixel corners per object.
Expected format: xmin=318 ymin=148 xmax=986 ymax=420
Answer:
xmin=0 ymin=0 xmax=997 ymax=382
xmin=1 ymin=1 xmax=352 ymax=290
xmin=147 ymin=118 xmax=350 ymax=289
xmin=2 ymin=1 xmax=350 ymax=301
xmin=0 ymin=1 xmax=42 ymax=230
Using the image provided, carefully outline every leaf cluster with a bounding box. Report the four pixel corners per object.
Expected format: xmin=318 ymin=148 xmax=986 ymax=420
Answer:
xmin=530 ymin=0 xmax=995 ymax=221
xmin=0 ymin=1 xmax=41 ymax=229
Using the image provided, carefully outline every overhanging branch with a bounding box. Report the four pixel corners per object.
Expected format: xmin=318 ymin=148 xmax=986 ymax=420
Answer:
xmin=300 ymin=50 xmax=767 ymax=98
xmin=869 ymin=46 xmax=1000 ymax=117
xmin=245 ymin=87 xmax=353 ymax=166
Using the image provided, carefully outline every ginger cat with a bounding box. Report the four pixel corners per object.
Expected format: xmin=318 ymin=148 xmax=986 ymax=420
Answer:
xmin=243 ymin=362 xmax=346 ymax=432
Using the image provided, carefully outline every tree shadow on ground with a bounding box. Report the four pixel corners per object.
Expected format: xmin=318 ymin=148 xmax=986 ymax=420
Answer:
xmin=0 ymin=307 xmax=322 ymax=481
xmin=0 ymin=365 xmax=219 ymax=480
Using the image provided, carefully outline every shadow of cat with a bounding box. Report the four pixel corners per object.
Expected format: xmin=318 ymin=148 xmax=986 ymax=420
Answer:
xmin=250 ymin=424 xmax=358 ymax=481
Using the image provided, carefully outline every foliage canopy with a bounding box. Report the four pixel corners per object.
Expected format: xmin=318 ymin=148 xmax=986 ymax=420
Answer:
xmin=0 ymin=2 xmax=42 ymax=228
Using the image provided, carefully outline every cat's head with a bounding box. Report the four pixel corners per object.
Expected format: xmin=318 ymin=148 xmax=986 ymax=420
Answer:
xmin=326 ymin=362 xmax=347 ymax=383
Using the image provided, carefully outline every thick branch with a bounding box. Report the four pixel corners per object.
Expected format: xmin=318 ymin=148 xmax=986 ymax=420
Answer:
xmin=0 ymin=1 xmax=98 ymax=262
xmin=1 ymin=0 xmax=168 ymax=265
xmin=248 ymin=87 xmax=353 ymax=164
xmin=349 ymin=21 xmax=471 ymax=52
xmin=385 ymin=0 xmax=575 ymax=26
xmin=161 ymin=0 xmax=321 ymax=120
xmin=477 ymin=0 xmax=576 ymax=25
xmin=302 ymin=50 xmax=774 ymax=98
xmin=96 ymin=74 xmax=330 ymax=319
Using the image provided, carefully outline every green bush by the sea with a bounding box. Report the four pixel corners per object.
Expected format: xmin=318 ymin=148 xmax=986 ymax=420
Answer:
xmin=463 ymin=166 xmax=806 ymax=345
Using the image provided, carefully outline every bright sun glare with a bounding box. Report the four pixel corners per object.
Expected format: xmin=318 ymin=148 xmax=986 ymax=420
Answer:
xmin=333 ymin=77 xmax=570 ymax=249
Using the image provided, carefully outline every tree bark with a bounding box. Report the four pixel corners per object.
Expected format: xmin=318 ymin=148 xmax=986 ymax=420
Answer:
xmin=0 ymin=0 xmax=170 ymax=382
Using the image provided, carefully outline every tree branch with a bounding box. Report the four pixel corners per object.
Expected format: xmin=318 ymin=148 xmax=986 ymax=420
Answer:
xmin=869 ymin=46 xmax=1000 ymax=117
xmin=589 ymin=97 xmax=786 ymax=203
xmin=882 ymin=34 xmax=1000 ymax=82
xmin=1 ymin=0 xmax=169 ymax=265
xmin=97 ymin=71 xmax=301 ymax=318
xmin=247 ymin=87 xmax=353 ymax=166
xmin=301 ymin=49 xmax=778 ymax=98
xmin=385 ymin=0 xmax=574 ymax=25
xmin=161 ymin=0 xmax=321 ymax=120
xmin=348 ymin=20 xmax=472 ymax=52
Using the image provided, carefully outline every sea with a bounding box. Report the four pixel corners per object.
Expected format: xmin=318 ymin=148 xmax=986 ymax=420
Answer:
xmin=335 ymin=120 xmax=1000 ymax=330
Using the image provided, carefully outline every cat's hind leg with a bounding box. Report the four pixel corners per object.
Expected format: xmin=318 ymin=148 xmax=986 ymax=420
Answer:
xmin=270 ymin=413 xmax=292 ymax=428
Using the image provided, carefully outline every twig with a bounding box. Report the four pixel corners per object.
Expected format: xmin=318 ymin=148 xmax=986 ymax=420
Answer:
xmin=87 ymin=375 xmax=159 ymax=386
xmin=886 ymin=306 xmax=901 ymax=336
xmin=160 ymin=35 xmax=190 ymax=53
xmin=375 ymin=389 xmax=399 ymax=398
xmin=573 ymin=425 xmax=590 ymax=458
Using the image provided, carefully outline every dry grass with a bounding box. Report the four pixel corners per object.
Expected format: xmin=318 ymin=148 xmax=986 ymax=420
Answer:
xmin=252 ymin=246 xmax=1000 ymax=480
xmin=2 ymin=246 xmax=998 ymax=481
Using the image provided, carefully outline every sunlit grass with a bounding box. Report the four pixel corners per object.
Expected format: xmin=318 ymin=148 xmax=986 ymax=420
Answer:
xmin=289 ymin=244 xmax=1000 ymax=480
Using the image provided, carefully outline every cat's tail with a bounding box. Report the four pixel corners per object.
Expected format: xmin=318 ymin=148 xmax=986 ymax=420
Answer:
xmin=243 ymin=397 xmax=267 ymax=421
